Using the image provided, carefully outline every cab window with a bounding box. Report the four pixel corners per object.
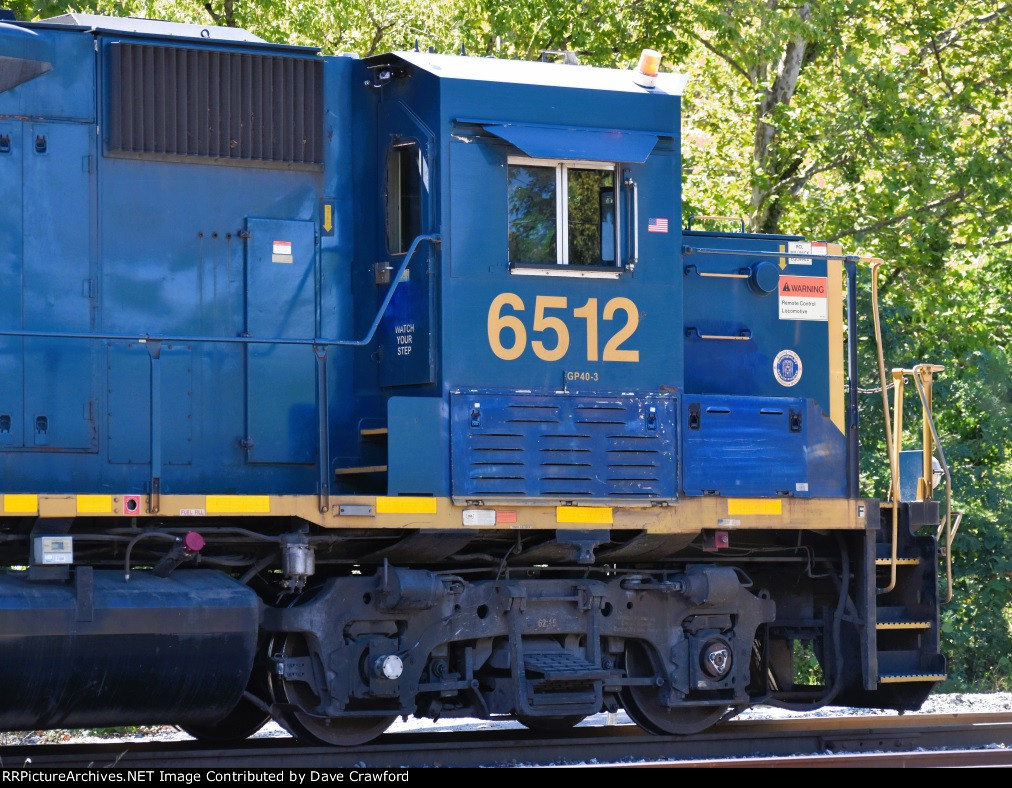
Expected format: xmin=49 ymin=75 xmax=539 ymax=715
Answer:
xmin=386 ymin=142 xmax=423 ymax=254
xmin=507 ymin=157 xmax=616 ymax=267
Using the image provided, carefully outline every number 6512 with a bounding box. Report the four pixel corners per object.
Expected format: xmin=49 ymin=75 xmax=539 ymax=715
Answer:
xmin=486 ymin=293 xmax=640 ymax=363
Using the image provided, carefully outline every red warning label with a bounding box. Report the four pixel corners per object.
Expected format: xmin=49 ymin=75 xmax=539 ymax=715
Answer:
xmin=779 ymin=275 xmax=828 ymax=321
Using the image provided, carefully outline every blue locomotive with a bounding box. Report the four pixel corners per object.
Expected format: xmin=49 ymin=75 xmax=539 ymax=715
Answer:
xmin=0 ymin=12 xmax=949 ymax=744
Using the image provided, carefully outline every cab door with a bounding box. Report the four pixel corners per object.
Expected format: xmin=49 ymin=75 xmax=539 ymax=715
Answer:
xmin=375 ymin=103 xmax=435 ymax=389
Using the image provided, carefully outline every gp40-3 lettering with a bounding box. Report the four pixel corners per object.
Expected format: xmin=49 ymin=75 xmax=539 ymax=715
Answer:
xmin=487 ymin=293 xmax=640 ymax=363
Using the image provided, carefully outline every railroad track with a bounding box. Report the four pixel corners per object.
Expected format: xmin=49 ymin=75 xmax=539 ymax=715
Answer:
xmin=2 ymin=712 xmax=1010 ymax=769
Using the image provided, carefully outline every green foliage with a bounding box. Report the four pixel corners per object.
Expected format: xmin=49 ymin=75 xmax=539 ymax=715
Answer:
xmin=793 ymin=640 xmax=826 ymax=687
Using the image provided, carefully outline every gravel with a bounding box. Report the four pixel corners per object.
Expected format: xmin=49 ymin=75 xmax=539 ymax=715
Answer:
xmin=4 ymin=692 xmax=1010 ymax=746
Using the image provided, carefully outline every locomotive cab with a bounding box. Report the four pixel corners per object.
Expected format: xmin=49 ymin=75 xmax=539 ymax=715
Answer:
xmin=352 ymin=50 xmax=688 ymax=506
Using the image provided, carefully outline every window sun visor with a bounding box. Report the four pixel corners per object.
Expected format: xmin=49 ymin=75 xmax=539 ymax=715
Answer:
xmin=0 ymin=25 xmax=54 ymax=93
xmin=482 ymin=123 xmax=658 ymax=164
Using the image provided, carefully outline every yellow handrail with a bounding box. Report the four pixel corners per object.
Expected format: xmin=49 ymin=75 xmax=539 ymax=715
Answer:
xmin=869 ymin=259 xmax=900 ymax=594
xmin=881 ymin=368 xmax=905 ymax=594
xmin=879 ymin=365 xmax=948 ymax=597
xmin=868 ymin=259 xmax=951 ymax=600
xmin=912 ymin=365 xmax=955 ymax=604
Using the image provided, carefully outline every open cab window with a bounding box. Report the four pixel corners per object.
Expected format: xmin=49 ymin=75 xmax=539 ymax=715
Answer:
xmin=507 ymin=157 xmax=619 ymax=276
xmin=386 ymin=142 xmax=423 ymax=254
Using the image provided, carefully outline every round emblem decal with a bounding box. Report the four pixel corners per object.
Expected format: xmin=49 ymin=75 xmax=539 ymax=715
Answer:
xmin=773 ymin=349 xmax=803 ymax=387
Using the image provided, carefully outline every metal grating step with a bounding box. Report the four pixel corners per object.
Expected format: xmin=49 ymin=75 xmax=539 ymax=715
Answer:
xmin=877 ymin=620 xmax=933 ymax=631
xmin=523 ymin=652 xmax=611 ymax=681
xmin=879 ymin=673 xmax=947 ymax=684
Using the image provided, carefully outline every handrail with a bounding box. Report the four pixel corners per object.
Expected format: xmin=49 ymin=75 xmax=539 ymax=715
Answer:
xmin=686 ymin=215 xmax=746 ymax=233
xmin=683 ymin=264 xmax=749 ymax=279
xmin=868 ymin=257 xmax=952 ymax=599
xmin=685 ymin=327 xmax=752 ymax=341
xmin=355 ymin=234 xmax=440 ymax=347
xmin=624 ymin=172 xmax=638 ymax=269
xmin=869 ymin=259 xmax=895 ymax=500
xmin=683 ymin=245 xmax=846 ymax=262
xmin=912 ymin=364 xmax=954 ymax=604
xmin=869 ymin=257 xmax=900 ymax=595
xmin=0 ymin=233 xmax=442 ymax=349
xmin=879 ymin=363 xmax=948 ymax=599
xmin=881 ymin=369 xmax=905 ymax=594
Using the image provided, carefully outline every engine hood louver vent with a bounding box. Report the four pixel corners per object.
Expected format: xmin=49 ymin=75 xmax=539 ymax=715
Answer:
xmin=451 ymin=391 xmax=677 ymax=501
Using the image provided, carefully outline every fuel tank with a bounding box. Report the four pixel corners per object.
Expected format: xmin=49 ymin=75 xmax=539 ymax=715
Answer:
xmin=0 ymin=569 xmax=260 ymax=730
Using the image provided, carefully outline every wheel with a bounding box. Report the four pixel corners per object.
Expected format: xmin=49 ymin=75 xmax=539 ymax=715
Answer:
xmin=515 ymin=714 xmax=587 ymax=731
xmin=268 ymin=634 xmax=397 ymax=746
xmin=620 ymin=641 xmax=728 ymax=735
xmin=178 ymin=696 xmax=271 ymax=742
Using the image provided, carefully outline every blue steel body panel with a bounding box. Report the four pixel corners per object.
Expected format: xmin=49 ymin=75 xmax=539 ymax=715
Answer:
xmin=24 ymin=120 xmax=96 ymax=450
xmin=244 ymin=217 xmax=318 ymax=465
xmin=682 ymin=230 xmax=831 ymax=411
xmin=450 ymin=390 xmax=677 ymax=500
xmin=387 ymin=397 xmax=449 ymax=495
xmin=0 ymin=23 xmax=55 ymax=65
xmin=106 ymin=342 xmax=192 ymax=465
xmin=446 ymin=125 xmax=682 ymax=394
xmin=681 ymin=394 xmax=846 ymax=498
xmin=804 ymin=398 xmax=848 ymax=497
xmin=899 ymin=450 xmax=927 ymax=502
xmin=0 ymin=122 xmax=23 ymax=448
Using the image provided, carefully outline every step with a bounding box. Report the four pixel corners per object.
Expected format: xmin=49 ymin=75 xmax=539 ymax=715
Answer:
xmin=878 ymin=673 xmax=947 ymax=684
xmin=361 ymin=427 xmax=388 ymax=439
xmin=524 ymin=652 xmax=612 ymax=681
xmin=876 ymin=620 xmax=933 ymax=631
xmin=874 ymin=557 xmax=921 ymax=566
xmin=334 ymin=465 xmax=388 ymax=476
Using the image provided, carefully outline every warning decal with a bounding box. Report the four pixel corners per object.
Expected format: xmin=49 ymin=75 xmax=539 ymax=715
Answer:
xmin=788 ymin=240 xmax=827 ymax=266
xmin=778 ymin=275 xmax=828 ymax=321
xmin=272 ymin=240 xmax=294 ymax=264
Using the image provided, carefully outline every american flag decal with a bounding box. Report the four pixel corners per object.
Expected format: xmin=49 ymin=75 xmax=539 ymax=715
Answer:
xmin=648 ymin=217 xmax=669 ymax=233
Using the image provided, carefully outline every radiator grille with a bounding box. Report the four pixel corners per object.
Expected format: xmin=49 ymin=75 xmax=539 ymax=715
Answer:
xmin=451 ymin=391 xmax=677 ymax=500
xmin=107 ymin=42 xmax=323 ymax=165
